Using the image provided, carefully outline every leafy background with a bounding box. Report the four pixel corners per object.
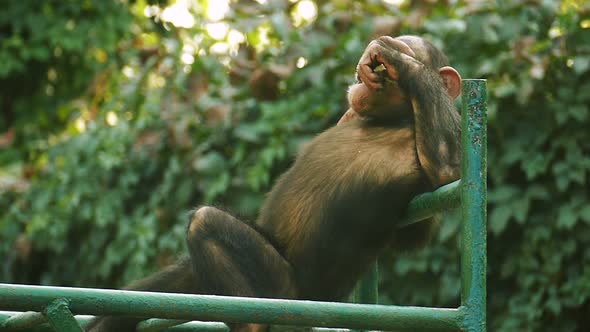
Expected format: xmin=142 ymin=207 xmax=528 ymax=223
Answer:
xmin=1 ymin=0 xmax=589 ymax=331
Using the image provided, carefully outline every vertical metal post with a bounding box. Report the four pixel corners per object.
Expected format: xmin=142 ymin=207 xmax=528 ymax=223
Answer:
xmin=460 ymin=79 xmax=487 ymax=332
xmin=356 ymin=264 xmax=379 ymax=305
xmin=44 ymin=299 xmax=85 ymax=332
xmin=351 ymin=263 xmax=378 ymax=332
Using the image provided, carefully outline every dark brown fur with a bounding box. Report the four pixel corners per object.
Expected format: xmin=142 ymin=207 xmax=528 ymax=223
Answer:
xmin=257 ymin=121 xmax=431 ymax=301
xmin=87 ymin=35 xmax=461 ymax=332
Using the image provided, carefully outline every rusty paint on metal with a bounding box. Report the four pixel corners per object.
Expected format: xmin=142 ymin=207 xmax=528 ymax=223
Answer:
xmin=460 ymin=79 xmax=487 ymax=332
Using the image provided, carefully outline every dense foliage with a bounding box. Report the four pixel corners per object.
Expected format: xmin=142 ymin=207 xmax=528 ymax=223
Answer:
xmin=1 ymin=0 xmax=589 ymax=330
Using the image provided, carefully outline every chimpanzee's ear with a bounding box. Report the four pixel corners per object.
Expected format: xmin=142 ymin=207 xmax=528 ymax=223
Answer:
xmin=439 ymin=66 xmax=462 ymax=101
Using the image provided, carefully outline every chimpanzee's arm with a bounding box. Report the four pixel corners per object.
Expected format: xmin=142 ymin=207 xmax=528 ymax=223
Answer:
xmin=406 ymin=68 xmax=461 ymax=187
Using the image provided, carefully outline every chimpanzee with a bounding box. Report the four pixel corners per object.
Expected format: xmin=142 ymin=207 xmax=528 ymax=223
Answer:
xmin=86 ymin=35 xmax=462 ymax=332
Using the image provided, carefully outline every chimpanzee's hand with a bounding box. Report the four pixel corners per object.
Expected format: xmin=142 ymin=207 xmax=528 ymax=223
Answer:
xmin=356 ymin=36 xmax=424 ymax=91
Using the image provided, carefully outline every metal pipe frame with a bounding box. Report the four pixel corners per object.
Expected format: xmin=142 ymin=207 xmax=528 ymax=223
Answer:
xmin=0 ymin=79 xmax=486 ymax=332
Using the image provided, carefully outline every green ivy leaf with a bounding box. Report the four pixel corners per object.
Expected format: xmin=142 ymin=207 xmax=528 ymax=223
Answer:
xmin=572 ymin=55 xmax=590 ymax=75
xmin=557 ymin=205 xmax=578 ymax=229
xmin=193 ymin=151 xmax=227 ymax=174
xmin=580 ymin=205 xmax=590 ymax=224
xmin=490 ymin=205 xmax=512 ymax=235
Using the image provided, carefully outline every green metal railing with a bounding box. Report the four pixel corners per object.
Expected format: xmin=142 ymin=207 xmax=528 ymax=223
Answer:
xmin=0 ymin=79 xmax=487 ymax=332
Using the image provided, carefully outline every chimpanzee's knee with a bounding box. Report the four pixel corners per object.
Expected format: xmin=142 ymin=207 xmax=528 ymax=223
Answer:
xmin=188 ymin=206 xmax=215 ymax=239
xmin=187 ymin=206 xmax=236 ymax=242
xmin=185 ymin=205 xmax=298 ymax=299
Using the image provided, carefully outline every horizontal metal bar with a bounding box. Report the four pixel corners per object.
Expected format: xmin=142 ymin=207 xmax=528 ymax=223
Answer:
xmin=0 ymin=284 xmax=462 ymax=331
xmin=0 ymin=310 xmax=46 ymax=329
xmin=399 ymin=179 xmax=461 ymax=227
xmin=0 ymin=312 xmax=348 ymax=332
xmin=137 ymin=318 xmax=229 ymax=332
xmin=137 ymin=318 xmax=190 ymax=332
xmin=166 ymin=321 xmax=229 ymax=331
xmin=0 ymin=312 xmax=230 ymax=332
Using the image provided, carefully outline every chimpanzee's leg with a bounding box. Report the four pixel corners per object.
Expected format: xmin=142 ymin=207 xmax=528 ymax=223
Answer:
xmin=187 ymin=206 xmax=298 ymax=332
